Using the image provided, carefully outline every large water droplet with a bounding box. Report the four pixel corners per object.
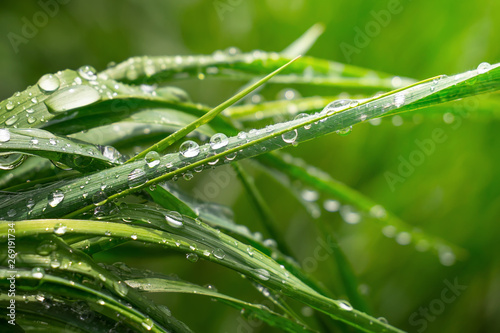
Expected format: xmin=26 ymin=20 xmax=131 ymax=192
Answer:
xmin=38 ymin=74 xmax=60 ymax=93
xmin=145 ymin=151 xmax=160 ymax=168
xmin=0 ymin=153 xmax=26 ymax=170
xmin=165 ymin=211 xmax=184 ymax=228
xmin=336 ymin=126 xmax=352 ymax=136
xmin=48 ymin=190 xmax=65 ymax=207
xmin=212 ymin=248 xmax=226 ymax=259
xmin=395 ymin=231 xmax=411 ymax=245
xmin=179 ymin=140 xmax=200 ymax=158
xmin=338 ymin=301 xmax=353 ymax=311
xmin=477 ymin=62 xmax=491 ymax=74
xmin=0 ymin=129 xmax=10 ymax=142
xmin=210 ymin=133 xmax=229 ymax=150
xmin=282 ymin=129 xmax=298 ymax=143
xmin=45 ymin=85 xmax=101 ymax=113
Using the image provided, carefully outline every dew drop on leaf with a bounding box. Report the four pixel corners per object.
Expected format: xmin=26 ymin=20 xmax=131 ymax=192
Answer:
xmin=186 ymin=253 xmax=199 ymax=262
xmin=336 ymin=126 xmax=352 ymax=136
xmin=31 ymin=267 xmax=45 ymax=279
xmin=282 ymin=129 xmax=298 ymax=143
xmin=38 ymin=74 xmax=60 ymax=93
xmin=212 ymin=248 xmax=226 ymax=259
xmin=253 ymin=268 xmax=271 ymax=281
xmin=48 ymin=190 xmax=65 ymax=207
xmin=45 ymin=85 xmax=101 ymax=113
xmin=53 ymin=223 xmax=67 ymax=235
xmin=145 ymin=151 xmax=160 ymax=168
xmin=78 ymin=65 xmax=98 ymax=80
xmin=179 ymin=140 xmax=200 ymax=158
xmin=165 ymin=211 xmax=184 ymax=228
xmin=338 ymin=301 xmax=353 ymax=311
xmin=477 ymin=62 xmax=491 ymax=74
xmin=210 ymin=133 xmax=229 ymax=149
xmin=141 ymin=317 xmax=154 ymax=331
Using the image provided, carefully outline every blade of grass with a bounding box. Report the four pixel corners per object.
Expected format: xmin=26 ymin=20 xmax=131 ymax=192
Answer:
xmin=127 ymin=56 xmax=301 ymax=162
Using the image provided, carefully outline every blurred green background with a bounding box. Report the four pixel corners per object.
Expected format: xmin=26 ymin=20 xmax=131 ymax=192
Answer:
xmin=1 ymin=1 xmax=499 ymax=332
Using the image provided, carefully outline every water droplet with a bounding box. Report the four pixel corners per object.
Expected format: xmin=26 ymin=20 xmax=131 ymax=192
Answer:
xmin=340 ymin=205 xmax=361 ymax=224
xmin=141 ymin=317 xmax=154 ymax=331
xmin=115 ymin=281 xmax=128 ymax=297
xmin=294 ymin=113 xmax=312 ymax=130
xmin=145 ymin=151 xmax=160 ymax=168
xmin=438 ymin=246 xmax=456 ymax=266
xmin=391 ymin=115 xmax=403 ymax=126
xmin=0 ymin=129 xmax=10 ymax=142
xmin=369 ymin=205 xmax=387 ymax=219
xmin=5 ymin=115 xmax=17 ymax=126
xmin=179 ymin=140 xmax=200 ymax=158
xmin=0 ymin=153 xmax=26 ymax=170
xmin=301 ymin=189 xmax=318 ymax=202
xmin=53 ymin=223 xmax=67 ymax=235
xmin=128 ymin=168 xmax=147 ymax=187
xmin=253 ymin=268 xmax=270 ymax=281
xmin=130 ymin=233 xmax=138 ymax=240
xmin=338 ymin=301 xmax=353 ymax=311
xmin=165 ymin=211 xmax=184 ymax=228
xmin=183 ymin=171 xmax=193 ymax=181
xmin=210 ymin=133 xmax=229 ymax=149
xmin=38 ymin=74 xmax=60 ymax=93
xmin=7 ymin=209 xmax=16 ymax=217
xmin=324 ymin=99 xmax=351 ymax=115
xmin=31 ymin=267 xmax=45 ymax=279
xmin=5 ymin=100 xmax=14 ymax=111
xmin=336 ymin=126 xmax=352 ymax=136
xmin=212 ymin=248 xmax=226 ymax=259
xmin=48 ymin=190 xmax=65 ymax=207
xmin=477 ymin=62 xmax=491 ymax=74
xmin=186 ymin=253 xmax=199 ymax=262
xmin=396 ymin=231 xmax=411 ymax=245
xmin=45 ymin=85 xmax=101 ymax=113
xmin=394 ymin=93 xmax=405 ymax=107
xmin=282 ymin=129 xmax=298 ymax=143
xmin=323 ymin=199 xmax=340 ymax=212
xmin=382 ymin=225 xmax=397 ymax=238
xmin=78 ymin=65 xmax=97 ymax=80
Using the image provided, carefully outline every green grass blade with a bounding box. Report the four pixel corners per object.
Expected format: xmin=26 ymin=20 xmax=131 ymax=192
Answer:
xmin=127 ymin=56 xmax=301 ymax=162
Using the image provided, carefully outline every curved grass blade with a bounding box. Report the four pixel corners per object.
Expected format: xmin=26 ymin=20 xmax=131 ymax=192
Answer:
xmin=0 ymin=68 xmax=188 ymax=130
xmin=2 ymin=62 xmax=495 ymax=223
xmin=0 ymin=128 xmax=123 ymax=172
xmin=0 ymin=267 xmax=181 ymax=333
xmin=0 ymin=219 xmax=404 ymax=333
xmin=101 ymin=52 xmax=412 ymax=90
xmin=125 ymin=277 xmax=315 ymax=333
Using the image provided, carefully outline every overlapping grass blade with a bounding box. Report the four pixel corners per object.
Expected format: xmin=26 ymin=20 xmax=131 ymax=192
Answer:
xmin=0 ymin=218 xmax=404 ymax=333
